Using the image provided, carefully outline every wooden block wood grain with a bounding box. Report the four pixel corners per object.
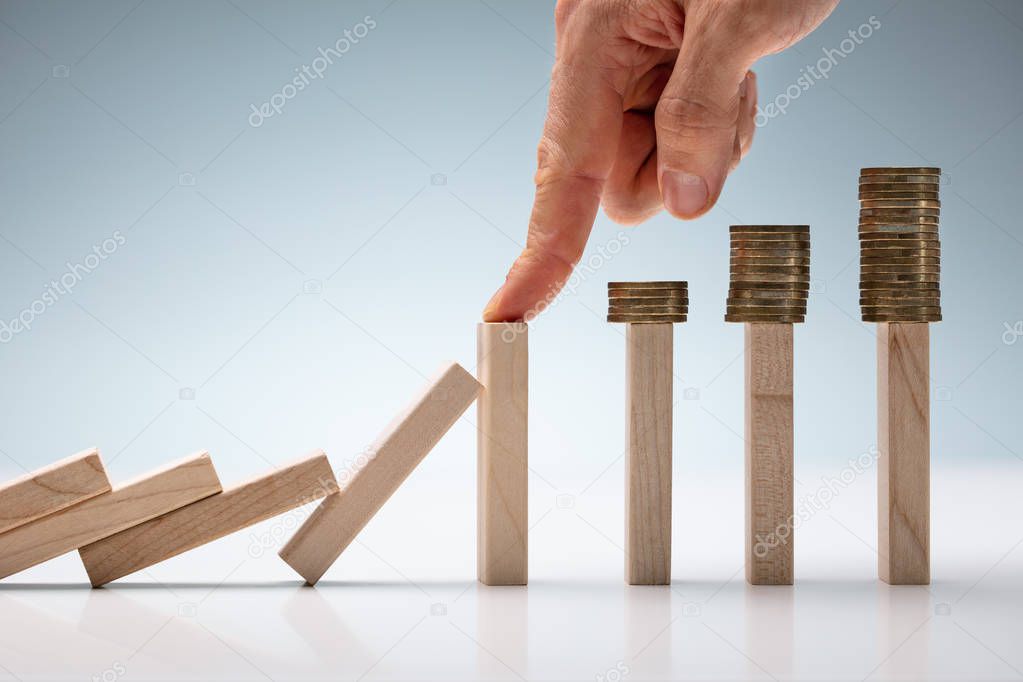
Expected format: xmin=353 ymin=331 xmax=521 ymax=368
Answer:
xmin=0 ymin=448 xmax=111 ymax=535
xmin=625 ymin=323 xmax=673 ymax=585
xmin=878 ymin=322 xmax=930 ymax=585
xmin=745 ymin=323 xmax=795 ymax=585
xmin=280 ymin=363 xmax=483 ymax=585
xmin=79 ymin=451 xmax=336 ymax=586
xmin=477 ymin=323 xmax=528 ymax=586
xmin=0 ymin=453 xmax=222 ymax=579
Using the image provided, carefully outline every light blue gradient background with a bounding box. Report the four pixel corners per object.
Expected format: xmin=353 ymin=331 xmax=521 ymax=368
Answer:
xmin=0 ymin=0 xmax=1020 ymax=495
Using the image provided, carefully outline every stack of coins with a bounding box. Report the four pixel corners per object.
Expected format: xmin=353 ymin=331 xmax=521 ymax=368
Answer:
xmin=726 ymin=226 xmax=810 ymax=323
xmin=858 ymin=167 xmax=942 ymax=322
xmin=607 ymin=281 xmax=688 ymax=323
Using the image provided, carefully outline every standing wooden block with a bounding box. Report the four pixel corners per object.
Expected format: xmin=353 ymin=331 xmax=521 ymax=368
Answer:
xmin=625 ymin=323 xmax=673 ymax=585
xmin=745 ymin=323 xmax=794 ymax=585
xmin=477 ymin=323 xmax=528 ymax=586
xmin=0 ymin=453 xmax=222 ymax=579
xmin=0 ymin=448 xmax=111 ymax=535
xmin=280 ymin=363 xmax=483 ymax=585
xmin=878 ymin=322 xmax=930 ymax=585
xmin=79 ymin=451 xmax=336 ymax=586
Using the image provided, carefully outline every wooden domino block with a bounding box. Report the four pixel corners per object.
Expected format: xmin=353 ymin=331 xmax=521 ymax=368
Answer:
xmin=79 ymin=451 xmax=336 ymax=586
xmin=745 ymin=322 xmax=795 ymax=585
xmin=0 ymin=452 xmax=221 ymax=579
xmin=0 ymin=448 xmax=111 ymax=535
xmin=625 ymin=323 xmax=673 ymax=585
xmin=279 ymin=363 xmax=483 ymax=585
xmin=477 ymin=323 xmax=528 ymax=586
xmin=878 ymin=322 xmax=930 ymax=585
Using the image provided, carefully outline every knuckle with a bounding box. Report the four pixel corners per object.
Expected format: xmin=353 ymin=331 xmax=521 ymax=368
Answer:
xmin=656 ymin=94 xmax=735 ymax=134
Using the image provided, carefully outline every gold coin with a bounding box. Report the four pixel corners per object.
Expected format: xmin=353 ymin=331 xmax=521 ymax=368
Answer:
xmin=731 ymin=258 xmax=811 ymax=267
xmin=607 ymin=313 xmax=686 ymax=323
xmin=859 ymin=227 xmax=941 ymax=237
xmin=728 ymin=296 xmax=807 ymax=306
xmin=860 ymin=209 xmax=940 ymax=218
xmin=731 ymin=265 xmax=810 ymax=275
xmin=860 ymin=198 xmax=941 ymax=208
xmin=860 ymin=256 xmax=940 ymax=266
xmin=730 ymin=240 xmax=810 ymax=249
xmin=859 ymin=174 xmax=941 ymax=185
xmin=731 ymin=273 xmax=811 ymax=283
xmin=607 ymin=295 xmax=689 ymax=305
xmin=608 ymin=289 xmax=688 ymax=300
xmin=858 ymin=233 xmax=941 ymax=243
xmin=860 ymin=265 xmax=940 ymax=275
xmin=860 ymin=300 xmax=940 ymax=309
xmin=859 ymin=281 xmax=939 ymax=290
xmin=728 ymin=288 xmax=808 ymax=299
xmin=858 ymin=181 xmax=940 ymax=191
xmin=608 ymin=281 xmax=686 ymax=290
xmin=859 ymin=192 xmax=940 ymax=201
xmin=862 ymin=314 xmax=941 ymax=323
xmin=729 ymin=225 xmax=809 ymax=234
xmin=731 ymin=249 xmax=811 ymax=260
xmin=724 ymin=314 xmax=805 ymax=323
xmin=727 ymin=306 xmax=806 ymax=316
xmin=859 ymin=217 xmax=940 ymax=227
xmin=860 ymin=248 xmax=940 ymax=259
xmin=860 ymin=167 xmax=941 ymax=176
xmin=859 ymin=274 xmax=940 ymax=283
xmin=730 ymin=280 xmax=810 ymax=291
xmin=608 ymin=307 xmax=688 ymax=317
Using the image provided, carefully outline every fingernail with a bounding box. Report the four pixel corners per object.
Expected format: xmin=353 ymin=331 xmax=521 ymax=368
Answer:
xmin=482 ymin=287 xmax=503 ymax=321
xmin=662 ymin=171 xmax=708 ymax=218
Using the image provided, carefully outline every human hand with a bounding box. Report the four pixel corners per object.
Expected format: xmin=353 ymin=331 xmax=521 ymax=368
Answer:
xmin=483 ymin=0 xmax=839 ymax=322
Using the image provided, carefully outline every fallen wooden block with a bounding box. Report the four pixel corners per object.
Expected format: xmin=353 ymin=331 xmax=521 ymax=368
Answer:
xmin=0 ymin=452 xmax=222 ymax=579
xmin=477 ymin=323 xmax=528 ymax=586
xmin=279 ymin=363 xmax=483 ymax=585
xmin=878 ymin=322 xmax=930 ymax=584
xmin=79 ymin=451 xmax=336 ymax=586
xmin=0 ymin=448 xmax=111 ymax=535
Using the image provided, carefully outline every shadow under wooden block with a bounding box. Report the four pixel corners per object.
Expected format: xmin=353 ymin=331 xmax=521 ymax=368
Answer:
xmin=79 ymin=451 xmax=336 ymax=586
xmin=0 ymin=448 xmax=111 ymax=535
xmin=280 ymin=363 xmax=483 ymax=585
xmin=0 ymin=452 xmax=222 ymax=579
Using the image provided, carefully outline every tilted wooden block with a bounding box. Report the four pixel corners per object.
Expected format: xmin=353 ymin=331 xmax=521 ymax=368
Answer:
xmin=279 ymin=363 xmax=483 ymax=585
xmin=0 ymin=448 xmax=111 ymax=535
xmin=477 ymin=323 xmax=528 ymax=586
xmin=745 ymin=322 xmax=795 ymax=585
xmin=0 ymin=452 xmax=222 ymax=579
xmin=79 ymin=451 xmax=336 ymax=586
xmin=878 ymin=322 xmax=930 ymax=585
xmin=625 ymin=323 xmax=673 ymax=585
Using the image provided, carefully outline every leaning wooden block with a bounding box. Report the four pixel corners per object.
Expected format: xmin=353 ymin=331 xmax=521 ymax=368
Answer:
xmin=280 ymin=363 xmax=483 ymax=585
xmin=0 ymin=452 xmax=222 ymax=579
xmin=0 ymin=448 xmax=111 ymax=535
xmin=79 ymin=451 xmax=336 ymax=586
xmin=477 ymin=323 xmax=528 ymax=586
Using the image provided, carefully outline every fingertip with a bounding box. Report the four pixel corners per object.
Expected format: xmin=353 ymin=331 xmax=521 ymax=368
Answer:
xmin=661 ymin=169 xmax=710 ymax=219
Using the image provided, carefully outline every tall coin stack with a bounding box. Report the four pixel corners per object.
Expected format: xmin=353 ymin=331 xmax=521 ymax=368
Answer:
xmin=858 ymin=167 xmax=942 ymax=322
xmin=607 ymin=281 xmax=688 ymax=323
xmin=726 ymin=226 xmax=810 ymax=323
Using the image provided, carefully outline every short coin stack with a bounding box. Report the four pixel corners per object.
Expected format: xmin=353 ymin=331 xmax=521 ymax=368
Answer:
xmin=858 ymin=167 xmax=942 ymax=322
xmin=726 ymin=225 xmax=810 ymax=323
xmin=607 ymin=281 xmax=688 ymax=323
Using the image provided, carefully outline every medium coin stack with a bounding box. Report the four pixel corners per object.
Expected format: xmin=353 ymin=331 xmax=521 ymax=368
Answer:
xmin=726 ymin=225 xmax=810 ymax=323
xmin=607 ymin=281 xmax=688 ymax=323
xmin=858 ymin=167 xmax=942 ymax=322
